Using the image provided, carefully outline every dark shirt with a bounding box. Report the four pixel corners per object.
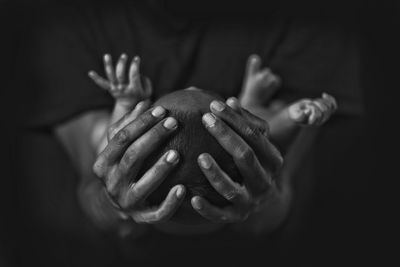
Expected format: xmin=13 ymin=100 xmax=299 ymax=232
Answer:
xmin=17 ymin=1 xmax=363 ymax=266
xmin=25 ymin=1 xmax=362 ymax=128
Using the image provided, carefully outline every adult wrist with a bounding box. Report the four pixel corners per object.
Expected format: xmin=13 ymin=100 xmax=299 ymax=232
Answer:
xmin=78 ymin=178 xmax=129 ymax=231
xmin=230 ymin=186 xmax=291 ymax=236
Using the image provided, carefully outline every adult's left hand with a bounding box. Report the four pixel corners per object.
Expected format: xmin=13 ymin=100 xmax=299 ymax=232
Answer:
xmin=191 ymin=97 xmax=284 ymax=223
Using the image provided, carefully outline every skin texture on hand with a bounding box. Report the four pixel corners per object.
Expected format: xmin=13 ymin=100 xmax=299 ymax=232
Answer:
xmin=93 ymin=104 xmax=188 ymax=224
xmin=190 ymin=96 xmax=284 ymax=224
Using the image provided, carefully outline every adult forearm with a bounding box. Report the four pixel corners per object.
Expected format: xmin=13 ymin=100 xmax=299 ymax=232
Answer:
xmin=78 ymin=177 xmax=123 ymax=231
xmin=55 ymin=110 xmax=147 ymax=237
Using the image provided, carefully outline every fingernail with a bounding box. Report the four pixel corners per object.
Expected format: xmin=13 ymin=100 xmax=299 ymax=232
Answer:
xmin=211 ymin=100 xmax=225 ymax=112
xmin=135 ymin=101 xmax=144 ymax=109
xmin=163 ymin=117 xmax=178 ymax=129
xmin=176 ymin=186 xmax=184 ymax=198
xmin=192 ymin=197 xmax=202 ymax=210
xmin=151 ymin=106 xmax=165 ymax=118
xmin=226 ymin=97 xmax=239 ymax=109
xmin=104 ymin=54 xmax=111 ymax=61
xmin=203 ymin=113 xmax=216 ymax=127
xmin=198 ymin=154 xmax=212 ymax=169
xmin=88 ymin=71 xmax=94 ymax=76
xmin=166 ymin=150 xmax=179 ymax=163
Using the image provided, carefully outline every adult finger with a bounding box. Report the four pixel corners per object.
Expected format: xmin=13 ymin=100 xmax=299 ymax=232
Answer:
xmin=93 ymin=106 xmax=167 ymax=177
xmin=103 ymin=54 xmax=117 ymax=87
xmin=119 ymin=150 xmax=180 ymax=210
xmin=197 ymin=153 xmax=247 ymax=204
xmin=108 ymin=100 xmax=152 ymax=140
xmin=191 ymin=196 xmax=243 ymax=223
xmin=118 ymin=116 xmax=178 ymax=177
xmin=88 ymin=71 xmax=110 ymax=90
xmin=202 ymin=113 xmax=272 ymax=194
xmin=116 ymin=53 xmax=128 ymax=85
xmin=132 ymin=185 xmax=185 ymax=224
xmin=226 ymin=97 xmax=269 ymax=136
xmin=209 ymin=100 xmax=282 ymax=173
xmin=226 ymin=97 xmax=243 ymax=113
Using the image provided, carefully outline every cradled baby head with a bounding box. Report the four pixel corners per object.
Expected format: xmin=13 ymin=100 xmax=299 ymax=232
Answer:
xmin=135 ymin=88 xmax=242 ymax=224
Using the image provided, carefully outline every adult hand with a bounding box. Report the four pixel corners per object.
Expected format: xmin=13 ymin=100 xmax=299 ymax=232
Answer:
xmin=93 ymin=101 xmax=186 ymax=224
xmin=191 ymin=97 xmax=284 ymax=223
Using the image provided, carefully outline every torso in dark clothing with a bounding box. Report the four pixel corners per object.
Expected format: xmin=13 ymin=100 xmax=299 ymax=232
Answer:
xmin=16 ymin=1 xmax=363 ymax=266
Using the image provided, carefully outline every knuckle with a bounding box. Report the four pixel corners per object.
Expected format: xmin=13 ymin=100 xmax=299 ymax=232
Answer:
xmin=147 ymin=210 xmax=165 ymax=223
xmin=236 ymin=146 xmax=256 ymax=164
xmin=243 ymin=126 xmax=259 ymax=140
xmin=215 ymin=121 xmax=229 ymax=136
xmin=118 ymin=200 xmax=129 ymax=210
xmin=263 ymin=121 xmax=270 ymax=136
xmin=135 ymin=115 xmax=147 ymax=129
xmin=150 ymin=124 xmax=167 ymax=138
xmin=92 ymin=159 xmax=106 ymax=178
xmin=206 ymin=167 xmax=220 ymax=182
xmin=224 ymin=189 xmax=239 ymax=201
xmin=114 ymin=129 xmax=130 ymax=145
xmin=105 ymin=181 xmax=118 ymax=199
xmin=210 ymin=174 xmax=222 ymax=186
xmin=136 ymin=113 xmax=153 ymax=129
xmin=121 ymin=185 xmax=140 ymax=210
xmin=128 ymin=187 xmax=140 ymax=205
xmin=121 ymin=148 xmax=139 ymax=168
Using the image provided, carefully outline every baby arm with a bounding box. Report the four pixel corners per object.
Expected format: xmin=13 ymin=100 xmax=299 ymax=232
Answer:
xmin=88 ymin=53 xmax=152 ymax=125
xmin=239 ymin=54 xmax=337 ymax=153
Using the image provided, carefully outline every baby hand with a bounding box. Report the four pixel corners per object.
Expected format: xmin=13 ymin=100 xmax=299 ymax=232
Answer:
xmin=288 ymin=93 xmax=337 ymax=126
xmin=88 ymin=54 xmax=152 ymax=104
xmin=240 ymin=54 xmax=281 ymax=108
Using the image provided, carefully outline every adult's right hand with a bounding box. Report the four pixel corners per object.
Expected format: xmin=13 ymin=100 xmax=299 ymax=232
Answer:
xmin=93 ymin=101 xmax=186 ymax=224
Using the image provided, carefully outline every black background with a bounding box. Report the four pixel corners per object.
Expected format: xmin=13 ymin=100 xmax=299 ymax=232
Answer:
xmin=1 ymin=0 xmax=398 ymax=266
